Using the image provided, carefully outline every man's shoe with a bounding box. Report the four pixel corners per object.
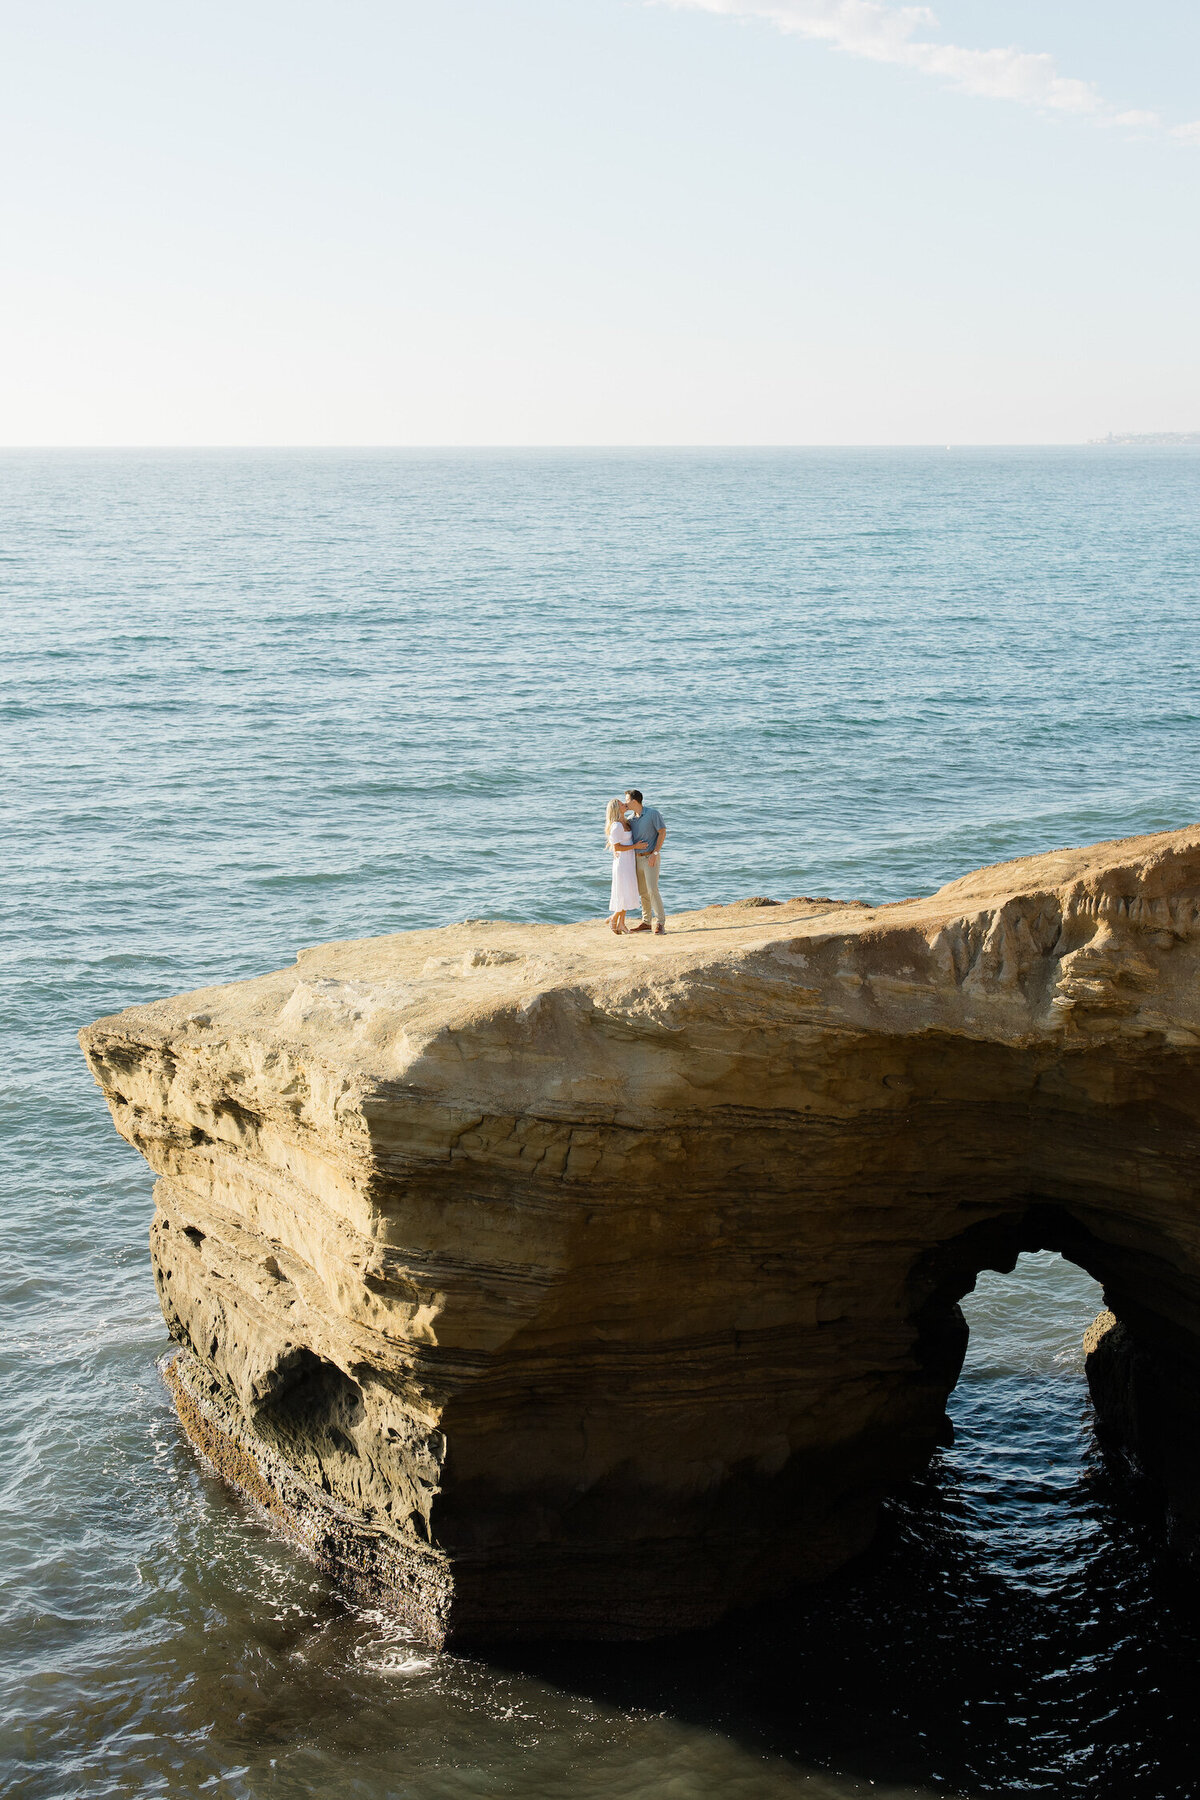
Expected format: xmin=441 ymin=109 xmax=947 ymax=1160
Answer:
xmin=653 ymin=921 xmax=666 ymax=935
xmin=630 ymin=921 xmax=652 ymax=932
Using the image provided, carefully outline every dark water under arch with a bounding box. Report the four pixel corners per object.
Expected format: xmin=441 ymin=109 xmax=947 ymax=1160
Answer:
xmin=493 ymin=1252 xmax=1200 ymax=1800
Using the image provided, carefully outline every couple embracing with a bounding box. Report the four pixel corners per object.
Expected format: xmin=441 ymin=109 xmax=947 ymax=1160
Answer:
xmin=604 ymin=789 xmax=667 ymax=936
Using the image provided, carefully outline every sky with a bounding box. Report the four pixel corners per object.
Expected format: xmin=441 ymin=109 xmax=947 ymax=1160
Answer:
xmin=1 ymin=0 xmax=1198 ymax=445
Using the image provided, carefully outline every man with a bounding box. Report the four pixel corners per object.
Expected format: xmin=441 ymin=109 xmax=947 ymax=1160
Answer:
xmin=624 ymin=789 xmax=667 ymax=934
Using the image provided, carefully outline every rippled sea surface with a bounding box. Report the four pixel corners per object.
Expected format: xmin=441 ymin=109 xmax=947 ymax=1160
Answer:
xmin=4 ymin=448 xmax=1200 ymax=1799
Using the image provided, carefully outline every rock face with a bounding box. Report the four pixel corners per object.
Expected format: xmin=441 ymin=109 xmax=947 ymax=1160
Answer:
xmin=80 ymin=827 xmax=1200 ymax=1642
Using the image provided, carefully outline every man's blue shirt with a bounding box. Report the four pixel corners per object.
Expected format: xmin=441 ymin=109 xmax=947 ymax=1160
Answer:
xmin=629 ymin=807 xmax=665 ymax=855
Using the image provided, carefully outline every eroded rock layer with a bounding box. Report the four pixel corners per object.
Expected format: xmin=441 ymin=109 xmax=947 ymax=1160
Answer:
xmin=81 ymin=827 xmax=1200 ymax=1641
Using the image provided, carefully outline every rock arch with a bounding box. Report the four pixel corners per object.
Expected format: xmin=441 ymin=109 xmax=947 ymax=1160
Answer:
xmin=81 ymin=826 xmax=1200 ymax=1643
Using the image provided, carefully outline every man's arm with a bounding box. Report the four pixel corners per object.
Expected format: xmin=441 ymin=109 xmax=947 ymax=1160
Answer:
xmin=651 ymin=818 xmax=666 ymax=860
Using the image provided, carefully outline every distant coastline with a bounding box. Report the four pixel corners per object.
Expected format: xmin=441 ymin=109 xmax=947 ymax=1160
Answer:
xmin=1088 ymin=431 xmax=1200 ymax=446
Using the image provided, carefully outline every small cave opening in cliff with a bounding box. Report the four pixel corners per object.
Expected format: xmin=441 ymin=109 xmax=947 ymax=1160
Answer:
xmin=252 ymin=1350 xmax=367 ymax=1472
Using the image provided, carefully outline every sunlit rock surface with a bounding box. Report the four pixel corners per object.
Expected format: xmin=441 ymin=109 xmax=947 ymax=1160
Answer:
xmin=81 ymin=826 xmax=1200 ymax=1642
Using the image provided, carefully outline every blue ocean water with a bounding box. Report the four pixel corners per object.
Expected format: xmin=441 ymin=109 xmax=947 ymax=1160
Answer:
xmin=3 ymin=448 xmax=1200 ymax=1799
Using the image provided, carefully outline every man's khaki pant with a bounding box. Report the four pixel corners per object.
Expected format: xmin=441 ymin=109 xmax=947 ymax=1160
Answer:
xmin=636 ymin=854 xmax=665 ymax=925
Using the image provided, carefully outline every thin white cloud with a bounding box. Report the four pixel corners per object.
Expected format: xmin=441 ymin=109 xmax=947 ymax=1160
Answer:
xmin=661 ymin=0 xmax=1200 ymax=139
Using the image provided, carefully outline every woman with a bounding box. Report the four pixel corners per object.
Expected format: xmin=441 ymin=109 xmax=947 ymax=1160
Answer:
xmin=605 ymin=797 xmax=640 ymax=934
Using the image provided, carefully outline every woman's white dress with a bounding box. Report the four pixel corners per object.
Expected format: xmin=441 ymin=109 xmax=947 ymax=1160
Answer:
xmin=608 ymin=822 xmax=640 ymax=913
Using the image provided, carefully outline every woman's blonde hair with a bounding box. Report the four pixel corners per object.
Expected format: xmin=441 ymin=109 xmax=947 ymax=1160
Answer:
xmin=605 ymin=797 xmax=626 ymax=830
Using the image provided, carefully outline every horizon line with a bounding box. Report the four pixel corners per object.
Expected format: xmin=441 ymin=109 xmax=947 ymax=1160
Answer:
xmin=2 ymin=440 xmax=1193 ymax=452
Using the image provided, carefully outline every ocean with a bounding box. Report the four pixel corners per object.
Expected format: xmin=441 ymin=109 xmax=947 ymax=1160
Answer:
xmin=4 ymin=447 xmax=1200 ymax=1799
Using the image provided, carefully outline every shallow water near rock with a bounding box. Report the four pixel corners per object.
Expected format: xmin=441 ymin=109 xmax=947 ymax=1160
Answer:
xmin=4 ymin=447 xmax=1200 ymax=1798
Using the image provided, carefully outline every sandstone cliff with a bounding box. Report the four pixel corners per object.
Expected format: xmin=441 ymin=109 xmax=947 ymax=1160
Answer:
xmin=80 ymin=827 xmax=1200 ymax=1642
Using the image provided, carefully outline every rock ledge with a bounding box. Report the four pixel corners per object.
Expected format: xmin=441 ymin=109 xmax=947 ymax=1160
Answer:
xmin=81 ymin=826 xmax=1200 ymax=1640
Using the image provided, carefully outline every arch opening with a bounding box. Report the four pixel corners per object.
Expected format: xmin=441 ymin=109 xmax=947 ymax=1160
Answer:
xmin=903 ymin=1199 xmax=1200 ymax=1561
xmin=955 ymin=1249 xmax=1103 ymax=1392
xmin=947 ymin=1250 xmax=1105 ymax=1536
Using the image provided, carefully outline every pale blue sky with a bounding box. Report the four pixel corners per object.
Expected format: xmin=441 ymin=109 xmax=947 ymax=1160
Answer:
xmin=2 ymin=0 xmax=1198 ymax=443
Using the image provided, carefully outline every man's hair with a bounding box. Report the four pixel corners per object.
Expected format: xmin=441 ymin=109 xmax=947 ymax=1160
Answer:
xmin=624 ymin=789 xmax=643 ymax=804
